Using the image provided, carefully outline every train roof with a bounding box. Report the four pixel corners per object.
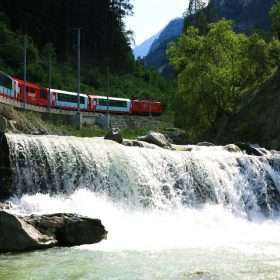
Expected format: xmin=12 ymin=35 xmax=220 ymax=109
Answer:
xmin=89 ymin=95 xmax=130 ymax=102
xmin=13 ymin=77 xmax=41 ymax=89
xmin=0 ymin=71 xmax=13 ymax=80
xmin=132 ymin=100 xmax=161 ymax=103
xmin=50 ymin=88 xmax=87 ymax=97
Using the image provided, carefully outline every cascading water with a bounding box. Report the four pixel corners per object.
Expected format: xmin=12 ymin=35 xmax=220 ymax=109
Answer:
xmin=2 ymin=133 xmax=280 ymax=280
xmin=5 ymin=133 xmax=280 ymax=218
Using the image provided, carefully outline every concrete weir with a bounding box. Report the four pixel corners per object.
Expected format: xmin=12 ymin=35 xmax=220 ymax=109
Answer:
xmin=0 ymin=133 xmax=12 ymax=199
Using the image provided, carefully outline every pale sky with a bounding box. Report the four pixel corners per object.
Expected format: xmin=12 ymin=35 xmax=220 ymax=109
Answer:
xmin=125 ymin=0 xmax=188 ymax=46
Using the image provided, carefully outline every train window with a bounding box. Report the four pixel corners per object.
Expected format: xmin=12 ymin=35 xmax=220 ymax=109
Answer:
xmin=57 ymin=93 xmax=85 ymax=104
xmin=98 ymin=99 xmax=127 ymax=107
xmin=111 ymin=100 xmax=128 ymax=107
xmin=98 ymin=99 xmax=107 ymax=106
xmin=0 ymin=73 xmax=12 ymax=90
xmin=80 ymin=96 xmax=85 ymax=104
xmin=40 ymin=90 xmax=47 ymax=99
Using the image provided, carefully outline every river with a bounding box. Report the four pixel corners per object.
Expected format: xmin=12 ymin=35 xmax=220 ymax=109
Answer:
xmin=1 ymin=134 xmax=280 ymax=279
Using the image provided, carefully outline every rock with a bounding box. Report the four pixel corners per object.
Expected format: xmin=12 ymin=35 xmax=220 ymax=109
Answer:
xmin=0 ymin=116 xmax=7 ymax=133
xmin=172 ymin=144 xmax=193 ymax=152
xmin=104 ymin=128 xmax=123 ymax=144
xmin=24 ymin=213 xmax=107 ymax=247
xmin=0 ymin=201 xmax=12 ymax=210
xmin=0 ymin=211 xmax=107 ymax=253
xmin=137 ymin=131 xmax=172 ymax=149
xmin=235 ymin=143 xmax=265 ymax=156
xmin=224 ymin=144 xmax=241 ymax=153
xmin=7 ymin=120 xmax=17 ymax=131
xmin=123 ymin=140 xmax=145 ymax=147
xmin=197 ymin=142 xmax=215 ymax=147
xmin=0 ymin=211 xmax=56 ymax=253
xmin=162 ymin=128 xmax=189 ymax=145
xmin=122 ymin=139 xmax=157 ymax=149
xmin=0 ymin=134 xmax=13 ymax=199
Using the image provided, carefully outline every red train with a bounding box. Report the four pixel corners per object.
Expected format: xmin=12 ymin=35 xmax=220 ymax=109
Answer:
xmin=0 ymin=71 xmax=162 ymax=115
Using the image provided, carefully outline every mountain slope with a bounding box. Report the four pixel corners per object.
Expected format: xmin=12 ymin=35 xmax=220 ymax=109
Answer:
xmin=144 ymin=18 xmax=184 ymax=75
xmin=212 ymin=0 xmax=273 ymax=32
xmin=145 ymin=0 xmax=274 ymax=73
xmin=133 ymin=32 xmax=160 ymax=59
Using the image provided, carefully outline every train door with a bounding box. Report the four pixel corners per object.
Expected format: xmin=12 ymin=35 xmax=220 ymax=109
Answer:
xmin=51 ymin=91 xmax=56 ymax=107
xmin=13 ymin=80 xmax=20 ymax=99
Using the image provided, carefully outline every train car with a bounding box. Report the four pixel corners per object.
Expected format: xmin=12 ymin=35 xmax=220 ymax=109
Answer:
xmin=89 ymin=95 xmax=131 ymax=114
xmin=0 ymin=71 xmax=18 ymax=99
xmin=51 ymin=89 xmax=89 ymax=111
xmin=131 ymin=100 xmax=162 ymax=116
xmin=0 ymin=70 xmax=164 ymax=116
xmin=14 ymin=78 xmax=49 ymax=107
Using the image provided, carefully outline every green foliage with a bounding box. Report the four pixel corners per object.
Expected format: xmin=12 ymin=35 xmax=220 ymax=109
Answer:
xmin=0 ymin=0 xmax=134 ymax=73
xmin=270 ymin=0 xmax=280 ymax=38
xmin=96 ymin=60 xmax=175 ymax=109
xmin=168 ymin=20 xmax=280 ymax=141
xmin=0 ymin=17 xmax=172 ymax=112
xmin=184 ymin=0 xmax=219 ymax=35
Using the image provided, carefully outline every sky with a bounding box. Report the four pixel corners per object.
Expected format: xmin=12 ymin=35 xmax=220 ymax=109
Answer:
xmin=125 ymin=0 xmax=188 ymax=46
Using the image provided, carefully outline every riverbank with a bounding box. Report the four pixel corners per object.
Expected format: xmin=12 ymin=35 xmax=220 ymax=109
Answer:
xmin=0 ymin=104 xmax=175 ymax=140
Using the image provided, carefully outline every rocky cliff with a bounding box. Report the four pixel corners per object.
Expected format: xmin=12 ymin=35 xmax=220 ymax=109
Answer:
xmin=144 ymin=18 xmax=184 ymax=75
xmin=212 ymin=0 xmax=273 ymax=32
xmin=145 ymin=0 xmax=274 ymax=73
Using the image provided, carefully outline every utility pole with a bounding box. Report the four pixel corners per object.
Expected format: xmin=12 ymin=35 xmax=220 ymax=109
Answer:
xmin=77 ymin=28 xmax=81 ymax=114
xmin=23 ymin=35 xmax=27 ymax=109
xmin=48 ymin=53 xmax=52 ymax=112
xmin=106 ymin=67 xmax=111 ymax=130
xmin=72 ymin=28 xmax=82 ymax=129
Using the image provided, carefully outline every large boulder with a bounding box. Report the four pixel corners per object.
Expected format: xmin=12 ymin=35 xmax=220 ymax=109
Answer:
xmin=24 ymin=213 xmax=107 ymax=247
xmin=0 ymin=211 xmax=56 ymax=253
xmin=235 ymin=143 xmax=266 ymax=156
xmin=104 ymin=128 xmax=123 ymax=144
xmin=0 ymin=116 xmax=7 ymax=134
xmin=162 ymin=128 xmax=189 ymax=145
xmin=0 ymin=211 xmax=107 ymax=253
xmin=0 ymin=134 xmax=13 ymax=199
xmin=137 ymin=131 xmax=172 ymax=149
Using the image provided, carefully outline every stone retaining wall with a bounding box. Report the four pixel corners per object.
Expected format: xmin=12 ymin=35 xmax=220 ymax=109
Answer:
xmin=0 ymin=96 xmax=171 ymax=130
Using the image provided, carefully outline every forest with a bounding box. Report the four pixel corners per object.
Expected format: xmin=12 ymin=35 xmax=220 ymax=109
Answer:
xmin=1 ymin=0 xmax=280 ymax=147
xmin=167 ymin=0 xmax=280 ymax=148
xmin=0 ymin=0 xmax=173 ymax=110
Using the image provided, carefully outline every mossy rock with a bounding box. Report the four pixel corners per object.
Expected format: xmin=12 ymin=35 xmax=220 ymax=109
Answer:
xmin=0 ymin=115 xmax=8 ymax=133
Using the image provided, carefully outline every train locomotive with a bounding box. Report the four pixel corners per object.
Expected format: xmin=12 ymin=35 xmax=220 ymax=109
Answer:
xmin=0 ymin=71 xmax=162 ymax=116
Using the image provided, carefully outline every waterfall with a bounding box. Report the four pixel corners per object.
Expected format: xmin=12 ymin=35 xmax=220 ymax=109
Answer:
xmin=4 ymin=133 xmax=280 ymax=218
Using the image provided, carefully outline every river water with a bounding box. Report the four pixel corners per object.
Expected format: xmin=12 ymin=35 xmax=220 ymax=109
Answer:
xmin=1 ymin=134 xmax=280 ymax=279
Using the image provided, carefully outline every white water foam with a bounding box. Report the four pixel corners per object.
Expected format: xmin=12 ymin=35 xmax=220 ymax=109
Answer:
xmin=8 ymin=189 xmax=280 ymax=256
xmin=4 ymin=134 xmax=280 ymax=257
xmin=6 ymin=134 xmax=280 ymax=217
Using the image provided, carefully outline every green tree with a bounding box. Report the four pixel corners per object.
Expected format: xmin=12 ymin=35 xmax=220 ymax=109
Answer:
xmin=0 ymin=0 xmax=134 ymax=73
xmin=168 ymin=20 xmax=276 ymax=141
xmin=270 ymin=0 xmax=280 ymax=38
